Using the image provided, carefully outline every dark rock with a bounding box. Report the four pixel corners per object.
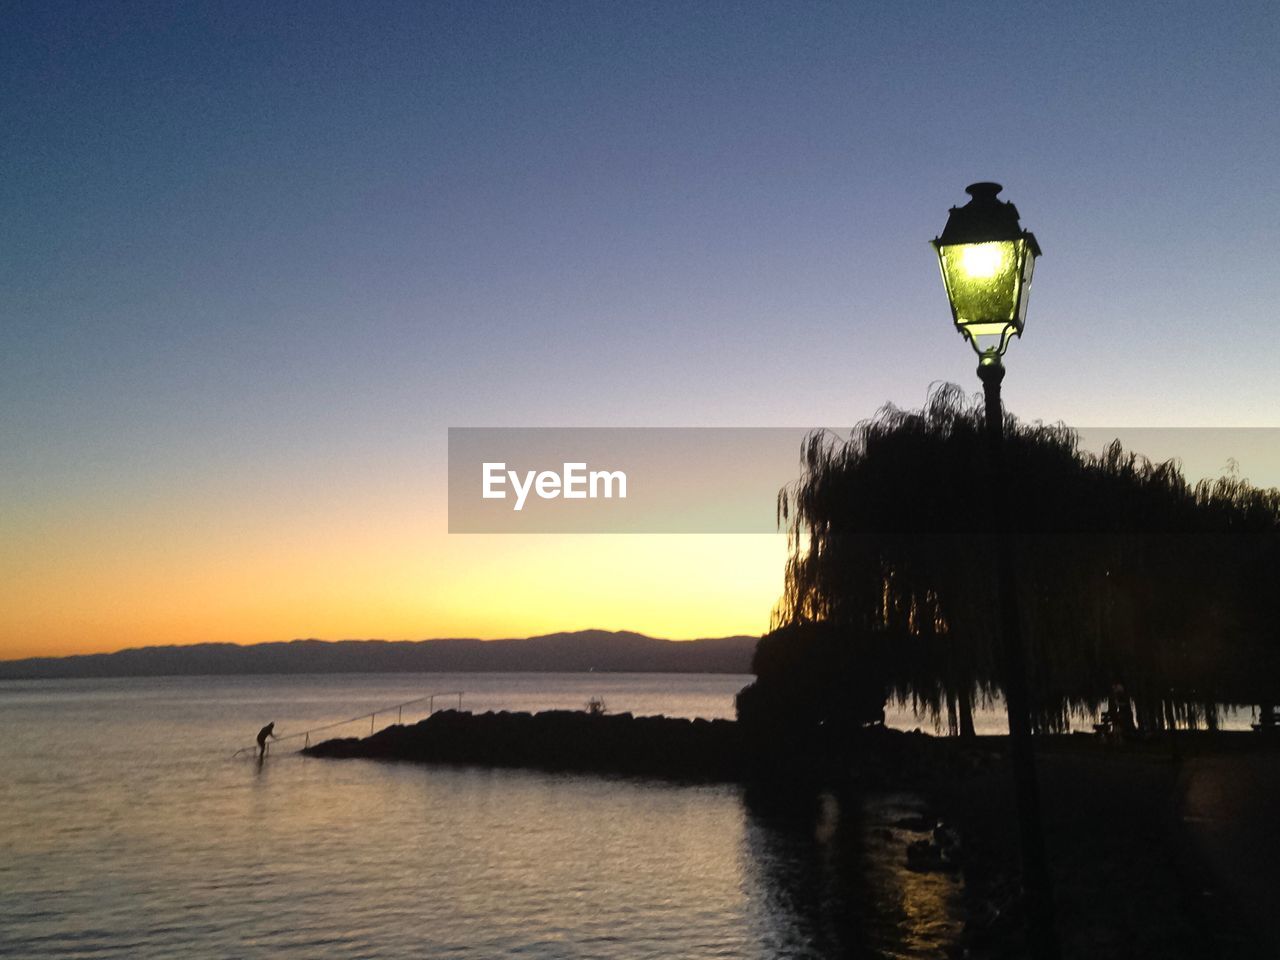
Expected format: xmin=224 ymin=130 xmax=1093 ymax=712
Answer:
xmin=305 ymin=709 xmax=749 ymax=781
xmin=303 ymin=708 xmax=928 ymax=785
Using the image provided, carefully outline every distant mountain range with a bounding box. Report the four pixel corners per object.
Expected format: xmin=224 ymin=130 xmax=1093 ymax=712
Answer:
xmin=0 ymin=631 xmax=760 ymax=680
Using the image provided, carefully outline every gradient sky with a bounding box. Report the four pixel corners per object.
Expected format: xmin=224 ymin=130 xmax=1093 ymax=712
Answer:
xmin=3 ymin=1 xmax=1278 ymax=659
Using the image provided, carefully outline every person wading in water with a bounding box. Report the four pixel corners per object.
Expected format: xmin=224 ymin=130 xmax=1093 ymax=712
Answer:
xmin=256 ymin=722 xmax=279 ymax=759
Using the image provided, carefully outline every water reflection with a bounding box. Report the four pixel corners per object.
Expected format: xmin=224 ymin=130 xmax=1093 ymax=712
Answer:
xmin=740 ymin=784 xmax=964 ymax=958
xmin=0 ymin=676 xmax=966 ymax=959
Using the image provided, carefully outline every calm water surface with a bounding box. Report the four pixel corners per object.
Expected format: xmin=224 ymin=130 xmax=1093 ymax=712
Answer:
xmin=0 ymin=673 xmax=963 ymax=958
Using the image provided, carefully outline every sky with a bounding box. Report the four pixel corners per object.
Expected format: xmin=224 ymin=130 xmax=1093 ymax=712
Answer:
xmin=3 ymin=1 xmax=1278 ymax=659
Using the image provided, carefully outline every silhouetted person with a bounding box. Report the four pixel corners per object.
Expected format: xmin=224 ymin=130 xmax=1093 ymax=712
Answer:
xmin=257 ymin=722 xmax=278 ymax=759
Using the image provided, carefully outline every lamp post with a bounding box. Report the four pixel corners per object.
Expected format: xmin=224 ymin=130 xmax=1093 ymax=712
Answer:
xmin=932 ymin=182 xmax=1058 ymax=960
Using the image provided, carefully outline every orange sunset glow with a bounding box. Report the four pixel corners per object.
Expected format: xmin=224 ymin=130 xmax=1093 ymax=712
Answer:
xmin=0 ymin=511 xmax=785 ymax=659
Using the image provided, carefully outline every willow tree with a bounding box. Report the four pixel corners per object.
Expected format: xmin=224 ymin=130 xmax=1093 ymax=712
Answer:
xmin=768 ymin=384 xmax=1280 ymax=734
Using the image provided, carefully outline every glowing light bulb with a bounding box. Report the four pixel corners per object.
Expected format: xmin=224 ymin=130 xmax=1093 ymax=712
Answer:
xmin=960 ymin=243 xmax=1006 ymax=279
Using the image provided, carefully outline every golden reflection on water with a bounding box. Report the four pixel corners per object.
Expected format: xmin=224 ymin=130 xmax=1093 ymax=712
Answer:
xmin=738 ymin=786 xmax=964 ymax=959
xmin=868 ymin=796 xmax=965 ymax=958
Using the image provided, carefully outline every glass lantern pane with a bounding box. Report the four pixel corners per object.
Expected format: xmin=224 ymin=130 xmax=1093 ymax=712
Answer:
xmin=938 ymin=239 xmax=1023 ymax=335
xmin=1015 ymin=244 xmax=1035 ymax=327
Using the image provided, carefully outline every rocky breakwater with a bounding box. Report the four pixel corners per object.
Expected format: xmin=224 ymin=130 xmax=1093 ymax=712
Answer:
xmin=303 ymin=708 xmax=942 ymax=786
xmin=303 ymin=709 xmax=750 ymax=781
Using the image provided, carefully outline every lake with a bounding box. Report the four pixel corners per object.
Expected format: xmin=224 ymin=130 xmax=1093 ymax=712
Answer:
xmin=0 ymin=672 xmax=965 ymax=959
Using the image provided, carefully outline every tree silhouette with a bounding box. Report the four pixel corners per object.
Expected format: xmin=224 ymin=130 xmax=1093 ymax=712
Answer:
xmin=758 ymin=384 xmax=1280 ymax=735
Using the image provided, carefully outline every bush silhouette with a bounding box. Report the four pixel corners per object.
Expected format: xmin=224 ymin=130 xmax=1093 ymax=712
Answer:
xmin=736 ymin=621 xmax=887 ymax=737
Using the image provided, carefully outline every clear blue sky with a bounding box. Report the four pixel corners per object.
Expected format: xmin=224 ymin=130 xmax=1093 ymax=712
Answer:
xmin=3 ymin=1 xmax=1278 ymax=654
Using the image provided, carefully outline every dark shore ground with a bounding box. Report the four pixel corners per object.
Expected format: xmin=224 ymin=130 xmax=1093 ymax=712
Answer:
xmin=934 ymin=733 xmax=1280 ymax=958
xmin=306 ymin=714 xmax=1280 ymax=958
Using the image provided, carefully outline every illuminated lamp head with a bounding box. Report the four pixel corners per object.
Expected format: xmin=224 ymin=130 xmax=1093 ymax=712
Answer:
xmin=931 ymin=182 xmax=1041 ymax=360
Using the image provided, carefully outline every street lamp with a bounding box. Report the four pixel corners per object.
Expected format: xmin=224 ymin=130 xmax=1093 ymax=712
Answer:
xmin=933 ymin=182 xmax=1058 ymax=960
xmin=932 ymin=181 xmax=1041 ymax=364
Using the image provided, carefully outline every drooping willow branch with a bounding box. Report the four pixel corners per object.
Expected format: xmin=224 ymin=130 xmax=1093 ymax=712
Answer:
xmin=774 ymin=384 xmax=1280 ymax=733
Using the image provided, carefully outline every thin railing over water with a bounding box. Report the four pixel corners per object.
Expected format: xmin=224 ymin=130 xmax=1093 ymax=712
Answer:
xmin=233 ymin=690 xmax=464 ymax=758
